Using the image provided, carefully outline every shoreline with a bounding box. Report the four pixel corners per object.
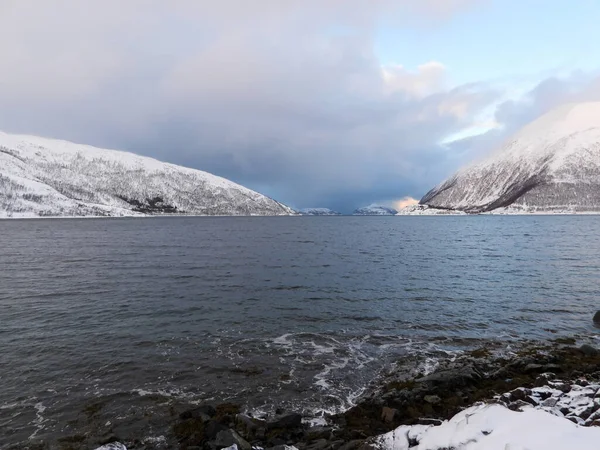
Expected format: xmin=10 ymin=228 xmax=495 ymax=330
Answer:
xmin=3 ymin=212 xmax=600 ymax=220
xmin=19 ymin=337 xmax=600 ymax=450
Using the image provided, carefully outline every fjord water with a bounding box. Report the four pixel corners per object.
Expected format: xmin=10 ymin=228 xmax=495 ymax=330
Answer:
xmin=1 ymin=216 xmax=600 ymax=445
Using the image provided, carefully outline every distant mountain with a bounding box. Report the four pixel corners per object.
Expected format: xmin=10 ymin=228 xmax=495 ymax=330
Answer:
xmin=299 ymin=208 xmax=342 ymax=216
xmin=396 ymin=204 xmax=465 ymax=215
xmin=421 ymin=102 xmax=600 ymax=213
xmin=0 ymin=132 xmax=295 ymax=218
xmin=353 ymin=205 xmax=398 ymax=216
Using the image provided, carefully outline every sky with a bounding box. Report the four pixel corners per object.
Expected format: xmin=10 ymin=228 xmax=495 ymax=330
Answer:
xmin=1 ymin=0 xmax=600 ymax=213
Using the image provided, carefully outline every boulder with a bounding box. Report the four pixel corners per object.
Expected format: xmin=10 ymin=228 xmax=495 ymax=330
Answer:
xmin=205 ymin=420 xmax=230 ymax=440
xmin=215 ymin=429 xmax=252 ymax=450
xmin=236 ymin=413 xmax=266 ymax=434
xmin=594 ymin=311 xmax=600 ymax=325
xmin=337 ymin=440 xmax=364 ymax=450
xmin=417 ymin=418 xmax=443 ymax=426
xmin=267 ymin=413 xmax=303 ymax=430
xmin=418 ymin=365 xmax=482 ymax=388
xmin=580 ymin=344 xmax=599 ymax=357
xmin=305 ymin=426 xmax=333 ymax=441
xmin=180 ymin=404 xmax=216 ymax=420
xmin=423 ymin=395 xmax=441 ymax=405
xmin=380 ymin=407 xmax=398 ymax=424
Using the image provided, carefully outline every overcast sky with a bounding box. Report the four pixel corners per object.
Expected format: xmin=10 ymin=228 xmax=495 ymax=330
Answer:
xmin=1 ymin=0 xmax=600 ymax=212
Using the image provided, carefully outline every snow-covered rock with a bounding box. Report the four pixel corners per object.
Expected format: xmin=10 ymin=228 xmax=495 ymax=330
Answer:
xmin=353 ymin=205 xmax=398 ymax=216
xmin=0 ymin=131 xmax=295 ymax=218
xmin=95 ymin=443 xmax=127 ymax=450
xmin=299 ymin=208 xmax=342 ymax=216
xmin=421 ymin=102 xmax=600 ymax=213
xmin=372 ymin=403 xmax=600 ymax=450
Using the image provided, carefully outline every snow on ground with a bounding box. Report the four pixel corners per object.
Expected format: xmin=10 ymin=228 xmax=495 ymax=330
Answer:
xmin=373 ymin=378 xmax=600 ymax=450
xmin=373 ymin=403 xmax=600 ymax=450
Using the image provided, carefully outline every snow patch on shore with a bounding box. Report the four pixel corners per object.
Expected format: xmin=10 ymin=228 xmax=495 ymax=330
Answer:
xmin=374 ymin=403 xmax=600 ymax=450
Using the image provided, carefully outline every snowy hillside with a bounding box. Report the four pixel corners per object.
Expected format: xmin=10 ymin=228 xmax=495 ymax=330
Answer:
xmin=396 ymin=204 xmax=465 ymax=215
xmin=299 ymin=208 xmax=342 ymax=216
xmin=421 ymin=102 xmax=600 ymax=213
xmin=0 ymin=131 xmax=295 ymax=218
xmin=353 ymin=205 xmax=398 ymax=215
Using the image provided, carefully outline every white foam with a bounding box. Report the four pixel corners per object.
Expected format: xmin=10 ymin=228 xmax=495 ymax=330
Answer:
xmin=28 ymin=402 xmax=47 ymax=439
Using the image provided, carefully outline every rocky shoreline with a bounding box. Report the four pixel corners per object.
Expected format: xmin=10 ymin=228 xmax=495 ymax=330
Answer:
xmin=14 ymin=338 xmax=600 ymax=450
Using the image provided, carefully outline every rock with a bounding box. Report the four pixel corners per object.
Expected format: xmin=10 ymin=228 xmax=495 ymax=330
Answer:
xmin=337 ymin=440 xmax=364 ymax=450
xmin=381 ymin=389 xmax=398 ymax=401
xmin=418 ymin=366 xmax=482 ymax=388
xmin=417 ymin=418 xmax=443 ymax=426
xmin=306 ymin=439 xmax=329 ymax=450
xmin=236 ymin=414 xmax=266 ymax=435
xmin=593 ymin=311 xmax=600 ymax=325
xmin=498 ymin=393 xmax=512 ymax=405
xmin=523 ymin=364 xmax=544 ymax=373
xmin=267 ymin=413 xmax=303 ymax=430
xmin=380 ymin=407 xmax=398 ymax=424
xmin=580 ymin=344 xmax=599 ymax=356
xmin=423 ymin=395 xmax=441 ymax=405
xmin=567 ymin=415 xmax=586 ymax=426
xmin=534 ymin=373 xmax=555 ymax=387
xmin=531 ymin=388 xmax=553 ymax=400
xmin=508 ymin=400 xmax=531 ymax=412
xmin=179 ymin=407 xmax=213 ymax=422
xmin=560 ymin=407 xmax=571 ymax=415
xmin=553 ymin=382 xmax=572 ymax=393
xmin=524 ymin=396 xmax=539 ymax=406
xmin=509 ymin=388 xmax=530 ymax=402
xmin=542 ymin=397 xmax=559 ymax=408
xmin=215 ymin=429 xmax=252 ymax=450
xmin=205 ymin=421 xmax=230 ymax=440
xmin=576 ymin=378 xmax=591 ymax=387
xmin=305 ymin=426 xmax=332 ymax=441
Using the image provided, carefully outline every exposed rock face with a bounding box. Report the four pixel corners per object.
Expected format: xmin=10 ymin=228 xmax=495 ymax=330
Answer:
xmin=0 ymin=131 xmax=295 ymax=218
xmin=421 ymin=102 xmax=600 ymax=213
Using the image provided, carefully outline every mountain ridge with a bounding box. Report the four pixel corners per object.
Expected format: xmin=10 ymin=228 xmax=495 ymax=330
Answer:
xmin=0 ymin=131 xmax=295 ymax=218
xmin=421 ymin=102 xmax=600 ymax=213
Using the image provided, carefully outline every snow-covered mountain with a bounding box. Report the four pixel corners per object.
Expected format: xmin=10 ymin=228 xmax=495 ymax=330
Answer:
xmin=299 ymin=208 xmax=342 ymax=216
xmin=396 ymin=204 xmax=465 ymax=215
xmin=421 ymin=102 xmax=600 ymax=213
xmin=0 ymin=132 xmax=295 ymax=218
xmin=353 ymin=205 xmax=398 ymax=215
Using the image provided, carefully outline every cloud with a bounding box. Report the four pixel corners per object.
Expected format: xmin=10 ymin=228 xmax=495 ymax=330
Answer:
xmin=0 ymin=0 xmax=502 ymax=212
xmin=383 ymin=62 xmax=447 ymax=97
xmin=392 ymin=197 xmax=420 ymax=210
xmin=438 ymin=70 xmax=600 ymax=181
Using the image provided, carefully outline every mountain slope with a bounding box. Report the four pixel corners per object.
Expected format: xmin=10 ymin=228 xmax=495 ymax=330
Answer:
xmin=421 ymin=102 xmax=600 ymax=213
xmin=299 ymin=208 xmax=342 ymax=216
xmin=353 ymin=205 xmax=398 ymax=215
xmin=0 ymin=132 xmax=294 ymax=218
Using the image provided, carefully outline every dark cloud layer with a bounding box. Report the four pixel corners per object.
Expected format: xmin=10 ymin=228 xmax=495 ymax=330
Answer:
xmin=0 ymin=1 xmax=597 ymax=212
